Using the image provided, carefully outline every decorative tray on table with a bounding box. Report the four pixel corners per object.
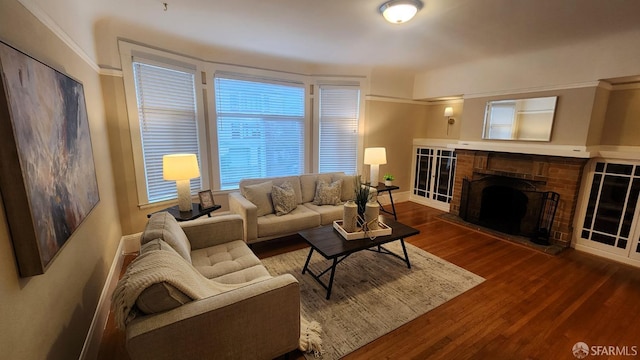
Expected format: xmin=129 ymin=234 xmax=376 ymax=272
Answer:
xmin=332 ymin=220 xmax=392 ymax=240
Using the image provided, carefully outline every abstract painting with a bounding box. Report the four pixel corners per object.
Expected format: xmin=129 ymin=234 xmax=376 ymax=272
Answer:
xmin=0 ymin=41 xmax=99 ymax=277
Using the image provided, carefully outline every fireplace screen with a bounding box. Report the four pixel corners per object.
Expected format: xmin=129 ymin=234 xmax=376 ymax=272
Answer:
xmin=460 ymin=176 xmax=559 ymax=244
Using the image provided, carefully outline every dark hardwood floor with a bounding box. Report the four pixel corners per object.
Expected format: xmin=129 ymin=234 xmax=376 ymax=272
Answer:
xmin=98 ymin=202 xmax=640 ymax=359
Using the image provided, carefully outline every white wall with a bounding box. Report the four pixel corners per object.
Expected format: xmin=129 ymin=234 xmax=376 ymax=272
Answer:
xmin=414 ymin=28 xmax=640 ymax=99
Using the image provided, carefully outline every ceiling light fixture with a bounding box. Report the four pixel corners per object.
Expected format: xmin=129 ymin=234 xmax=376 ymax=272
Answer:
xmin=379 ymin=0 xmax=423 ymax=24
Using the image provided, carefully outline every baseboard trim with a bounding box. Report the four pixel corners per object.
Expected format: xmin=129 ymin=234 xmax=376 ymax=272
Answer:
xmin=377 ymin=190 xmax=410 ymax=206
xmin=574 ymin=243 xmax=640 ymax=268
xmin=79 ymin=236 xmax=127 ymax=360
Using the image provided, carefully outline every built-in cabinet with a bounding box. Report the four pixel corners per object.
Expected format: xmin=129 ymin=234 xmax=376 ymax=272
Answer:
xmin=410 ymin=146 xmax=456 ymax=211
xmin=576 ymin=160 xmax=640 ymax=264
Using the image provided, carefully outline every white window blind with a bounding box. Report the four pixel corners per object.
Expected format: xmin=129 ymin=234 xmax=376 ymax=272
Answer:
xmin=318 ymin=85 xmax=360 ymax=174
xmin=133 ymin=61 xmax=201 ymax=203
xmin=214 ymin=75 xmax=305 ymax=190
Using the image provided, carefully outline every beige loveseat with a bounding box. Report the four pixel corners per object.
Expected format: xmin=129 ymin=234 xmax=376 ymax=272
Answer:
xmin=229 ymin=172 xmax=368 ymax=244
xmin=115 ymin=212 xmax=301 ymax=360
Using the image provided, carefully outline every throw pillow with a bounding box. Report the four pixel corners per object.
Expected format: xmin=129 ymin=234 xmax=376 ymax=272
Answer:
xmin=272 ymin=181 xmax=297 ymax=216
xmin=136 ymin=282 xmax=192 ymax=314
xmin=312 ymin=179 xmax=343 ymax=206
xmin=332 ymin=174 xmax=357 ymax=202
xmin=243 ymin=181 xmax=274 ymax=216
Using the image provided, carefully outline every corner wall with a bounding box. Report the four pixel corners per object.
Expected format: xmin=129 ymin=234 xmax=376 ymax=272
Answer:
xmin=0 ymin=1 xmax=122 ymax=359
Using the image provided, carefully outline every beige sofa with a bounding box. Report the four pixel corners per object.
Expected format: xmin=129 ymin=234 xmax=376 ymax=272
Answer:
xmin=117 ymin=212 xmax=301 ymax=360
xmin=228 ymin=172 xmax=365 ymax=244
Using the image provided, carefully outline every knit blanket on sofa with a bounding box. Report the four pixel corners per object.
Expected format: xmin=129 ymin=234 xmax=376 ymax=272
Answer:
xmin=111 ymin=248 xmax=323 ymax=355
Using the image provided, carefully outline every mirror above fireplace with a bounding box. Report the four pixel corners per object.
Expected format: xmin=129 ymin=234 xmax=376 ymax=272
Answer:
xmin=482 ymin=96 xmax=557 ymax=141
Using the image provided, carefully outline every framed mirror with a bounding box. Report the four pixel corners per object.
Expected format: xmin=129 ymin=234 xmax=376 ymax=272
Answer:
xmin=482 ymin=96 xmax=557 ymax=141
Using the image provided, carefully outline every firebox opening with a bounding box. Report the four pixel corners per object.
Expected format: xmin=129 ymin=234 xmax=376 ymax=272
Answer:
xmin=479 ymin=185 xmax=528 ymax=235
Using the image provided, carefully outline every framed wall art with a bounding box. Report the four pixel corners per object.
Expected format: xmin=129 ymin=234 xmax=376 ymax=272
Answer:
xmin=0 ymin=41 xmax=100 ymax=277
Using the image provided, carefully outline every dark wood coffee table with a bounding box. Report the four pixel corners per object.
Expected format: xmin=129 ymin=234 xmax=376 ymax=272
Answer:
xmin=298 ymin=217 xmax=420 ymax=299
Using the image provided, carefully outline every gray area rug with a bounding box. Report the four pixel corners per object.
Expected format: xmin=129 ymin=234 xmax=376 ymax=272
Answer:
xmin=261 ymin=241 xmax=485 ymax=359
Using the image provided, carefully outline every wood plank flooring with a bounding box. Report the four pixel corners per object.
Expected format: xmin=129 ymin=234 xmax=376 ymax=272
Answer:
xmin=98 ymin=202 xmax=640 ymax=360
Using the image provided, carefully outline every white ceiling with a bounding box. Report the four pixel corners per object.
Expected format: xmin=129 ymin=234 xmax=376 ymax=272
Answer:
xmin=38 ymin=0 xmax=640 ymax=73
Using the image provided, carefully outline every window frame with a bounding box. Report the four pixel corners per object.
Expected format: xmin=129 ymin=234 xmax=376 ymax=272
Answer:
xmin=312 ymin=78 xmax=367 ymax=174
xmin=210 ymin=71 xmax=308 ymax=190
xmin=120 ymin=42 xmax=210 ymax=207
xmin=120 ymin=41 xmax=368 ymax=205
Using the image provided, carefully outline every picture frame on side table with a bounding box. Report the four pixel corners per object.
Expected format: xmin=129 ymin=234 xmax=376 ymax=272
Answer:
xmin=198 ymin=190 xmax=215 ymax=210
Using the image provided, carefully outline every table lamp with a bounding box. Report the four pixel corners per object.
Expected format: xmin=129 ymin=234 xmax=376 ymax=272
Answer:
xmin=364 ymin=147 xmax=387 ymax=185
xmin=163 ymin=153 xmax=200 ymax=211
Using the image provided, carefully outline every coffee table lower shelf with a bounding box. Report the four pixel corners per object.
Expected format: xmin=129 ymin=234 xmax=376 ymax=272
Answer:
xmin=298 ymin=218 xmax=419 ymax=300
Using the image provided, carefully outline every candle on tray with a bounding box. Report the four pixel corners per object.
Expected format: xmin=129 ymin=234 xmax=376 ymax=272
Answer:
xmin=343 ymin=200 xmax=358 ymax=233
xmin=364 ymin=201 xmax=380 ymax=230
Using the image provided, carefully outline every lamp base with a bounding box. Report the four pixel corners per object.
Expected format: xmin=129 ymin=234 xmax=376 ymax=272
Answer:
xmin=369 ymin=164 xmax=380 ymax=186
xmin=176 ymin=179 xmax=192 ymax=211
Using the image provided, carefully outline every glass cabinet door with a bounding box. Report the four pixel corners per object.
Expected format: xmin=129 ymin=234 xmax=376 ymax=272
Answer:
xmin=411 ymin=147 xmax=456 ymax=211
xmin=413 ymin=148 xmax=433 ymax=199
xmin=580 ymin=161 xmax=640 ymax=259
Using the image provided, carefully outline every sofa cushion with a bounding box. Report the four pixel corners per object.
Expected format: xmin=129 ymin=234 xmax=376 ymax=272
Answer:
xmin=312 ymin=179 xmax=342 ymax=206
xmin=191 ymin=240 xmax=263 ymax=279
xmin=272 ymin=181 xmax=297 ymax=216
xmin=333 ymin=173 xmax=358 ymax=202
xmin=141 ymin=212 xmax=192 ymax=263
xmin=300 ymin=173 xmax=333 ymax=203
xmin=303 ymin=203 xmax=344 ymax=226
xmin=139 ymin=238 xmax=181 ymax=256
xmin=240 ymin=176 xmax=302 ymax=204
xmin=211 ymin=264 xmax=272 ymax=284
xmin=257 ymin=205 xmax=321 ymax=239
xmin=242 ymin=181 xmax=274 ymax=217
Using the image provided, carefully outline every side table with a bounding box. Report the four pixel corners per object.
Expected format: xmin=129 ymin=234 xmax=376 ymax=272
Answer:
xmin=147 ymin=203 xmax=221 ymax=221
xmin=374 ymin=183 xmax=399 ymax=220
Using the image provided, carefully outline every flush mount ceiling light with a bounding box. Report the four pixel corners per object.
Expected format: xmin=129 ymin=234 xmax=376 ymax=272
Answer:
xmin=379 ymin=0 xmax=424 ymax=24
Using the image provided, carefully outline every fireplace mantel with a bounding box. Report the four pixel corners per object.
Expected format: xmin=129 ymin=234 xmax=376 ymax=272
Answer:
xmin=449 ymin=140 xmax=592 ymax=158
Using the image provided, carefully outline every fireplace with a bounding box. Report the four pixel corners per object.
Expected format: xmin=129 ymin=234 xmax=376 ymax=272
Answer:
xmin=460 ymin=175 xmax=559 ymax=244
xmin=451 ymin=150 xmax=588 ymax=247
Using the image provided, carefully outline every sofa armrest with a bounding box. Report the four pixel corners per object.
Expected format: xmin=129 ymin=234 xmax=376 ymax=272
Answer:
xmin=179 ymin=214 xmax=245 ymax=250
xmin=228 ymin=192 xmax=258 ymax=243
xmin=125 ymin=274 xmax=300 ymax=360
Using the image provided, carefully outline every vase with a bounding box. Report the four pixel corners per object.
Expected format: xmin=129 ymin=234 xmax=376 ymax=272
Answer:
xmin=385 ymin=180 xmax=392 ymax=186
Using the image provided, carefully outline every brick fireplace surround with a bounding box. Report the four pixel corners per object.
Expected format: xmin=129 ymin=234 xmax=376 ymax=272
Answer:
xmin=450 ymin=150 xmax=589 ymax=247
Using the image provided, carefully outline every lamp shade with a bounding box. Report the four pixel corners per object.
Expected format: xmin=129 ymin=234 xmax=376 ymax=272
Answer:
xmin=163 ymin=154 xmax=200 ymax=180
xmin=364 ymin=147 xmax=387 ymax=165
xmin=444 ymin=106 xmax=454 ymax=117
xmin=379 ymin=0 xmax=423 ymax=24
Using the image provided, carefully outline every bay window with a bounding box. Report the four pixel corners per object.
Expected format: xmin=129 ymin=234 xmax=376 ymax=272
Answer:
xmin=214 ymin=74 xmax=305 ymax=190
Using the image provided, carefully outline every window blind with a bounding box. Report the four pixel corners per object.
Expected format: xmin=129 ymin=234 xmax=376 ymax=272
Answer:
xmin=318 ymin=86 xmax=360 ymax=174
xmin=133 ymin=61 xmax=201 ymax=203
xmin=214 ymin=75 xmax=305 ymax=190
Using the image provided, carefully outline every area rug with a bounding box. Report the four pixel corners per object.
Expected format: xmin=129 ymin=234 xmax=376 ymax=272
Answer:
xmin=261 ymin=241 xmax=485 ymax=359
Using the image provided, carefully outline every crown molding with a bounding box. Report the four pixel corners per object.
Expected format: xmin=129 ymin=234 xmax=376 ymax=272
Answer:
xmin=612 ymin=83 xmax=640 ymax=91
xmin=99 ymin=68 xmax=124 ymax=77
xmin=365 ymin=95 xmax=465 ymax=106
xmin=365 ymin=95 xmax=429 ymax=105
xmin=17 ymin=0 xmax=100 ymax=73
xmin=462 ymin=81 xmax=606 ymax=99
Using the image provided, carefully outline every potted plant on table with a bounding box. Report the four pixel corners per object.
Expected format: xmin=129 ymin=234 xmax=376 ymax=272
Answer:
xmin=383 ymin=173 xmax=395 ymax=186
